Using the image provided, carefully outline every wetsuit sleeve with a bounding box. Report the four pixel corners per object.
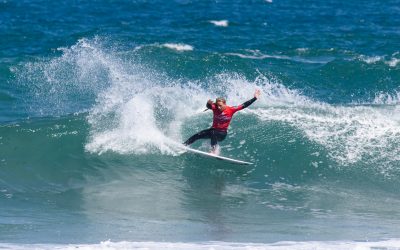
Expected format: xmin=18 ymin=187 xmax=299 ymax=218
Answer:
xmin=241 ymin=97 xmax=257 ymax=108
xmin=206 ymin=101 xmax=216 ymax=110
xmin=233 ymin=97 xmax=257 ymax=112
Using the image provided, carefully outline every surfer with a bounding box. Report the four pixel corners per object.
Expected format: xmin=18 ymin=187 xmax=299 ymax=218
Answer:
xmin=183 ymin=89 xmax=261 ymax=154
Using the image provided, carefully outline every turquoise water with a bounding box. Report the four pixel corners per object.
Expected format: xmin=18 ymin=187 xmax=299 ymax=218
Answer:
xmin=1 ymin=0 xmax=400 ymax=247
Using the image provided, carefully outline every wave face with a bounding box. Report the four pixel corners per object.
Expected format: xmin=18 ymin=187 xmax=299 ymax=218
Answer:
xmin=1 ymin=0 xmax=400 ymax=245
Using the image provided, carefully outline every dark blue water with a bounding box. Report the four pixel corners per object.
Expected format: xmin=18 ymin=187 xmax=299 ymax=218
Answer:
xmin=1 ymin=0 xmax=400 ymax=248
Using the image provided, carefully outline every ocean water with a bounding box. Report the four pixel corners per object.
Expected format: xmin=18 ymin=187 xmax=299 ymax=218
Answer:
xmin=1 ymin=0 xmax=400 ymax=249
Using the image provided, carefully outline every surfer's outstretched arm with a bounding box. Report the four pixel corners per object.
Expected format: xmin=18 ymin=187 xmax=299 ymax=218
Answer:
xmin=236 ymin=89 xmax=261 ymax=111
xmin=241 ymin=97 xmax=257 ymax=108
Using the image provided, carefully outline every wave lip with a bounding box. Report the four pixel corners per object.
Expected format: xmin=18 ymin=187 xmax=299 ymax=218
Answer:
xmin=256 ymin=99 xmax=400 ymax=173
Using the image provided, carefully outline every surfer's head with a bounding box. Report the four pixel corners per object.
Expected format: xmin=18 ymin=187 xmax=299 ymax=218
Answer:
xmin=215 ymin=97 xmax=226 ymax=111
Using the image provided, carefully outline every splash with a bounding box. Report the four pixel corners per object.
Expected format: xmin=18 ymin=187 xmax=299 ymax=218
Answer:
xmin=372 ymin=90 xmax=400 ymax=105
xmin=84 ymin=59 xmax=304 ymax=155
xmin=14 ymin=38 xmax=118 ymax=116
xmin=85 ymin=83 xmax=210 ymax=155
xmin=14 ymin=38 xmax=400 ymax=173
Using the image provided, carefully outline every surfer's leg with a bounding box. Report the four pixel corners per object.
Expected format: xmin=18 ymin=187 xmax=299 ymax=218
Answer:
xmin=210 ymin=131 xmax=218 ymax=148
xmin=216 ymin=130 xmax=227 ymax=142
xmin=210 ymin=129 xmax=227 ymax=145
xmin=183 ymin=128 xmax=213 ymax=146
xmin=210 ymin=129 xmax=227 ymax=154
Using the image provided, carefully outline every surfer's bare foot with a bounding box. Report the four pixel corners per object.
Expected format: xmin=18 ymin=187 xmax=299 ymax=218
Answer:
xmin=210 ymin=146 xmax=220 ymax=155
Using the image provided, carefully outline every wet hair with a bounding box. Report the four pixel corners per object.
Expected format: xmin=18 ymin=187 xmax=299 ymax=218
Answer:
xmin=216 ymin=97 xmax=226 ymax=104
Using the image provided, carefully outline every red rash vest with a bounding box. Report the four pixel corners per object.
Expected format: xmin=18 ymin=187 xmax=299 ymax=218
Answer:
xmin=209 ymin=104 xmax=244 ymax=131
xmin=207 ymin=97 xmax=257 ymax=131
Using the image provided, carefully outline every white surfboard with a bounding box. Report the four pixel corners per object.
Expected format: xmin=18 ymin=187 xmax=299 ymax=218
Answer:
xmin=183 ymin=146 xmax=253 ymax=165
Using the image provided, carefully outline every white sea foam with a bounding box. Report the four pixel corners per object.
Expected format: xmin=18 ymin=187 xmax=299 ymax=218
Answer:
xmin=1 ymin=239 xmax=400 ymax=250
xmin=133 ymin=43 xmax=194 ymax=52
xmin=162 ymin=43 xmax=194 ymax=51
xmin=358 ymin=55 xmax=383 ymax=64
xmin=133 ymin=42 xmax=194 ymax=52
xmin=372 ymin=91 xmax=400 ymax=105
xmin=209 ymin=20 xmax=229 ymax=27
xmin=386 ymin=57 xmax=400 ymax=67
xmin=357 ymin=53 xmax=400 ymax=67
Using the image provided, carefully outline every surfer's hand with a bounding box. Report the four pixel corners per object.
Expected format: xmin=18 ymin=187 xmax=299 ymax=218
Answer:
xmin=206 ymin=99 xmax=214 ymax=110
xmin=254 ymin=89 xmax=261 ymax=99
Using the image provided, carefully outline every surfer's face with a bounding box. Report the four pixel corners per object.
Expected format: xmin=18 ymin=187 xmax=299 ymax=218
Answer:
xmin=216 ymin=100 xmax=226 ymax=111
